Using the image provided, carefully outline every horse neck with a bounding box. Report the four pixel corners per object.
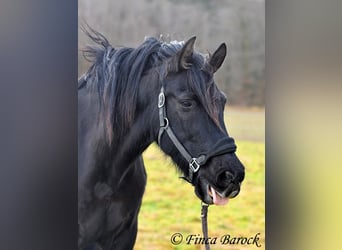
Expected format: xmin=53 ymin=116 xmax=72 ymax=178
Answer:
xmin=108 ymin=72 xmax=160 ymax=183
xmin=112 ymin=118 xmax=155 ymax=166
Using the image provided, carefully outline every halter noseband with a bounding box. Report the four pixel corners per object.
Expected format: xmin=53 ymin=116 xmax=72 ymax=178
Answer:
xmin=157 ymin=84 xmax=237 ymax=184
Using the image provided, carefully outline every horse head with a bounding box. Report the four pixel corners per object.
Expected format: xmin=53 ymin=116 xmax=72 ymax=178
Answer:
xmin=147 ymin=37 xmax=245 ymax=205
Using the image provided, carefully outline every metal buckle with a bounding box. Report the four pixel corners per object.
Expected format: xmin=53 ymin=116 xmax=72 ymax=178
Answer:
xmin=158 ymin=92 xmax=165 ymax=108
xmin=189 ymin=158 xmax=201 ymax=172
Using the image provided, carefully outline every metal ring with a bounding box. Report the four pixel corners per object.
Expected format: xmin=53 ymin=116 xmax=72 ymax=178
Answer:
xmin=163 ymin=118 xmax=169 ymax=128
xmin=201 ymin=201 xmax=209 ymax=207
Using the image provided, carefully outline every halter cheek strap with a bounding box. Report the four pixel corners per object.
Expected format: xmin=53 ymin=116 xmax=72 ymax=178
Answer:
xmin=157 ymin=86 xmax=237 ymax=183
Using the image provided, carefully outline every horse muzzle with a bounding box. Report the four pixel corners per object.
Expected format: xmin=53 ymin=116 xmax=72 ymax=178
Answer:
xmin=196 ymin=164 xmax=244 ymax=205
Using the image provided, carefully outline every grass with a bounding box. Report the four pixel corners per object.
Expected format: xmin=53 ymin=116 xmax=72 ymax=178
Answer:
xmin=135 ymin=107 xmax=265 ymax=250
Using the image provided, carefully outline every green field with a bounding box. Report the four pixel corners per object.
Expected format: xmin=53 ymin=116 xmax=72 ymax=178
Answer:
xmin=135 ymin=107 xmax=265 ymax=250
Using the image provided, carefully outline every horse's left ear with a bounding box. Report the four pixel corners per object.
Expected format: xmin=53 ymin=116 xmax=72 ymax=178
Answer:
xmin=169 ymin=36 xmax=196 ymax=72
xmin=179 ymin=36 xmax=196 ymax=70
xmin=209 ymin=43 xmax=227 ymax=73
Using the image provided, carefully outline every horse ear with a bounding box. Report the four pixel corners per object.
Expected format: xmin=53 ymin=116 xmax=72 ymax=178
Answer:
xmin=169 ymin=36 xmax=196 ymax=72
xmin=209 ymin=43 xmax=227 ymax=73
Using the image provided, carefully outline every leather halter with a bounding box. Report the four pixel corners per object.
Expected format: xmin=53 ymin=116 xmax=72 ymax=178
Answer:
xmin=157 ymin=85 xmax=237 ymax=184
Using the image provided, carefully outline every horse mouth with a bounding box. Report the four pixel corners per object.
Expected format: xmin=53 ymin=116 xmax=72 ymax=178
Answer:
xmin=205 ymin=183 xmax=241 ymax=206
xmin=208 ymin=185 xmax=229 ymax=205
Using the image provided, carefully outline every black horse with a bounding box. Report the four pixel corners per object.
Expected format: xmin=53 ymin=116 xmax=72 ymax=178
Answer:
xmin=78 ymin=28 xmax=245 ymax=250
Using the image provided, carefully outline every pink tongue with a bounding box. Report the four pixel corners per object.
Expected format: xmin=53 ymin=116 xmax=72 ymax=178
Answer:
xmin=210 ymin=186 xmax=229 ymax=206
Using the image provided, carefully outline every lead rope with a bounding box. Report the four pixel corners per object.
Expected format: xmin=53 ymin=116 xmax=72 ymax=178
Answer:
xmin=201 ymin=203 xmax=210 ymax=250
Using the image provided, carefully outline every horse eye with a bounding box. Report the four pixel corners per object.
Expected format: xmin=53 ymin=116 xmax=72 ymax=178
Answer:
xmin=180 ymin=100 xmax=194 ymax=108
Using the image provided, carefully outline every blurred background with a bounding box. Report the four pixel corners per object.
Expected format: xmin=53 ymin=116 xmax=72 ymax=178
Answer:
xmin=78 ymin=0 xmax=265 ymax=107
xmin=79 ymin=0 xmax=265 ymax=249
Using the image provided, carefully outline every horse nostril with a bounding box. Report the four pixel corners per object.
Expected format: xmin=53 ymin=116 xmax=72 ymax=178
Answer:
xmin=217 ymin=170 xmax=234 ymax=184
xmin=225 ymin=171 xmax=234 ymax=180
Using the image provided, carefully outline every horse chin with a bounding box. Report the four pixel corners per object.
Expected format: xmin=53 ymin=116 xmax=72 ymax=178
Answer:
xmin=194 ymin=179 xmax=220 ymax=205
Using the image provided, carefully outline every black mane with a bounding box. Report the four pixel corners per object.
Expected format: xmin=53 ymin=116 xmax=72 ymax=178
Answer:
xmin=79 ymin=28 xmax=221 ymax=143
